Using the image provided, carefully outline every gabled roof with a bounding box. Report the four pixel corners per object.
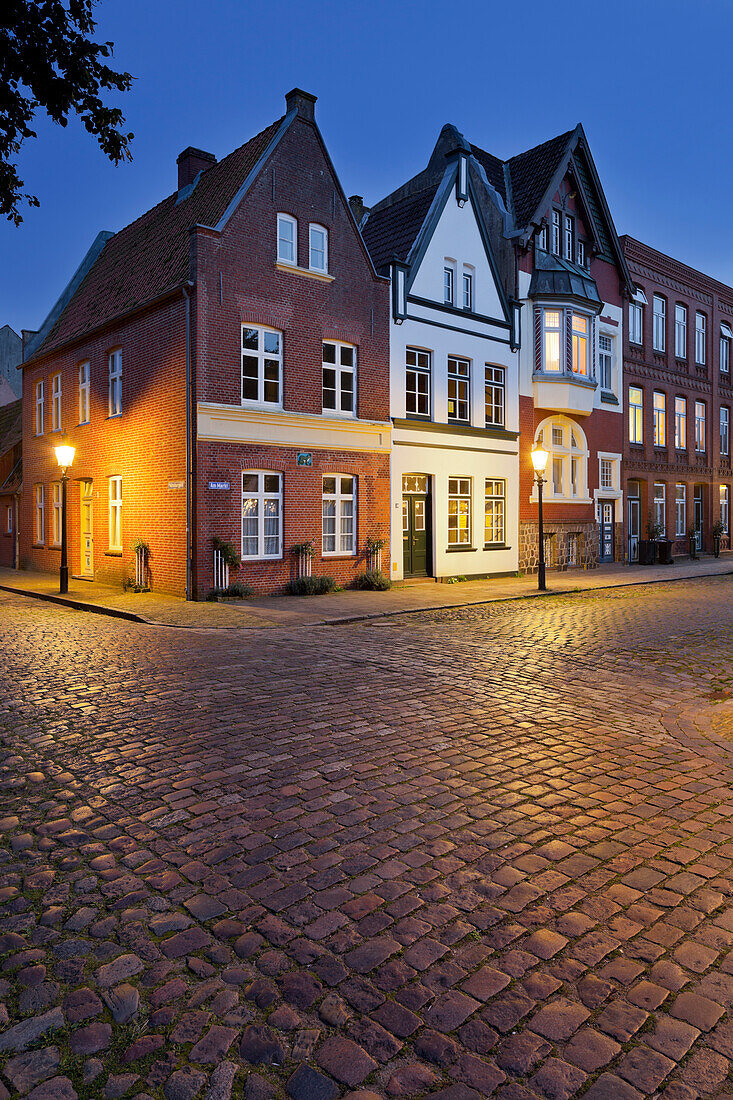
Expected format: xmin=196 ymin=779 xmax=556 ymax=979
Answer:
xmin=360 ymin=185 xmax=438 ymax=274
xmin=27 ymin=115 xmax=288 ymax=362
xmin=0 ymin=399 xmax=21 ymax=457
xmin=503 ymin=129 xmax=576 ymax=230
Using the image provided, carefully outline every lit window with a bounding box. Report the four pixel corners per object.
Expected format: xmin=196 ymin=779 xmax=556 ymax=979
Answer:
xmin=539 ymin=418 xmax=588 ymax=502
xmin=563 ymin=215 xmax=574 ymax=260
xmin=721 ymin=407 xmax=730 ymax=457
xmin=629 ymin=386 xmax=643 ymax=444
xmin=675 ymin=484 xmax=687 ymax=536
xmin=406 ymin=348 xmax=430 ymax=418
xmin=277 ymin=214 xmax=297 ymax=265
xmin=571 ymin=313 xmax=588 ymax=375
xmin=629 ymin=302 xmax=643 ymax=345
xmin=52 ymin=483 xmax=62 ymax=546
xmin=52 ymin=374 xmax=62 ymax=432
xmin=447 ymin=357 xmax=470 ymax=422
xmin=448 ymin=478 xmax=471 ymax=546
xmin=542 ymin=310 xmax=562 ymax=372
xmin=443 ymin=266 xmax=454 ymax=305
xmin=675 ymin=396 xmax=687 ymax=450
xmin=322 ymin=475 xmax=355 ymax=555
xmin=675 ymin=304 xmax=687 ymax=359
xmin=462 ymin=270 xmax=473 ymax=310
xmin=241 ymin=326 xmax=282 ymax=406
xmin=309 ymin=224 xmax=328 ymax=273
xmin=108 ymin=350 xmax=122 ymax=417
xmin=242 ymin=472 xmax=282 ymax=559
xmin=79 ymin=361 xmax=90 ymax=424
xmin=484 ymin=479 xmax=505 ymax=544
xmin=108 ymin=477 xmax=122 ymax=551
xmin=653 ymin=295 xmax=666 ymax=352
xmin=484 ymin=366 xmax=505 ymax=427
xmin=721 ymin=485 xmax=730 ymax=535
xmin=551 ymin=211 xmax=561 ymax=254
xmin=35 ymin=485 xmax=45 ymax=545
xmin=696 ymin=312 xmax=707 ymax=365
xmin=35 ymin=381 xmax=44 ymax=435
xmin=600 ymin=458 xmax=614 ymax=489
xmin=322 ymin=341 xmax=356 ymax=416
xmin=653 ymin=391 xmax=666 ymax=448
xmin=599 ymin=334 xmax=613 ymax=390
xmin=653 ymin=483 xmax=666 ymax=535
xmin=695 ymin=400 xmax=706 ymax=452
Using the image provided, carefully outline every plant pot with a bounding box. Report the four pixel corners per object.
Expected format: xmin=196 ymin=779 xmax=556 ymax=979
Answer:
xmin=714 ymin=535 xmax=721 ymax=558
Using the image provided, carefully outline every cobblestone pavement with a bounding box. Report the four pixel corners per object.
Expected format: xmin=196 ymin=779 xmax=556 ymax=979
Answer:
xmin=4 ymin=579 xmax=733 ymax=1099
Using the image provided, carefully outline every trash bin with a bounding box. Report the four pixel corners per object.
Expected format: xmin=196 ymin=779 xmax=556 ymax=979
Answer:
xmin=656 ymin=539 xmax=674 ymax=565
xmin=638 ymin=539 xmax=656 ymax=565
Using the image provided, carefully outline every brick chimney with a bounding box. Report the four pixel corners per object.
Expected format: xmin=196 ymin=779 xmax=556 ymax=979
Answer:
xmin=285 ymin=88 xmax=317 ymax=122
xmin=177 ymin=147 xmax=217 ymax=190
xmin=349 ymin=195 xmax=370 ymax=225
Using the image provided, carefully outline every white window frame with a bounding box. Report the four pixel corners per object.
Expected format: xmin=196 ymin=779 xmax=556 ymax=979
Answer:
xmin=629 ymin=302 xmax=643 ymax=346
xmin=447 ymin=356 xmax=470 ymax=423
xmin=52 ymin=482 xmax=62 ymax=547
xmin=721 ymin=334 xmax=731 ymax=374
xmin=5 ymin=506 xmax=12 ymax=535
xmin=653 ymin=391 xmax=666 ymax=448
xmin=721 ymin=485 xmax=730 ymax=535
xmin=443 ymin=265 xmax=455 ymax=306
xmin=241 ymin=325 xmax=283 ymax=407
xmin=108 ymin=349 xmax=122 ymax=417
xmin=484 ymin=365 xmax=505 ymax=427
xmin=322 ymin=474 xmax=356 ymax=556
xmin=34 ymin=484 xmax=45 ymax=545
xmin=79 ymin=361 xmax=90 ymax=424
xmin=35 ymin=380 xmax=44 ymax=436
xmin=563 ymin=214 xmax=574 ymax=261
xmin=600 ymin=458 xmax=614 ymax=490
xmin=599 ymin=333 xmax=613 ymax=391
xmin=108 ymin=476 xmax=122 ymax=552
xmin=653 ymin=482 xmax=666 ymax=535
xmin=242 ymin=471 xmax=283 ymax=560
xmin=309 ymin=223 xmax=328 ymax=273
xmin=51 ymin=373 xmax=62 ymax=432
xmin=675 ymin=396 xmax=687 ymax=451
xmin=721 ymin=406 xmax=730 ymax=457
xmin=484 ymin=479 xmax=505 ymax=545
xmin=462 ymin=269 xmax=473 ymax=311
xmin=277 ymin=213 xmax=297 ymax=265
xmin=537 ymin=225 xmax=548 ymax=251
xmin=576 ymin=240 xmax=586 ymax=268
xmin=571 ymin=312 xmax=589 ymax=376
xmin=405 ymin=348 xmax=431 ymax=418
xmin=696 ymin=312 xmax=707 ymax=365
xmin=653 ymin=295 xmax=666 ymax=352
xmin=675 ymin=484 xmax=687 ymax=536
xmin=629 ymin=386 xmax=643 ymax=444
xmin=675 ymin=304 xmax=687 ymax=359
xmin=551 ymin=210 xmax=561 ymax=254
xmin=322 ymin=340 xmax=356 ymax=417
xmin=542 ymin=308 xmax=563 ymax=373
xmin=695 ymin=400 xmax=706 ymax=452
xmin=448 ymin=477 xmax=472 ymax=547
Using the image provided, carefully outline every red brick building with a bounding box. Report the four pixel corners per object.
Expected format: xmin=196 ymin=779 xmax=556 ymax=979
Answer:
xmin=0 ymin=399 xmax=21 ymax=569
xmin=20 ymin=89 xmax=391 ymax=597
xmin=621 ymin=237 xmax=733 ymax=559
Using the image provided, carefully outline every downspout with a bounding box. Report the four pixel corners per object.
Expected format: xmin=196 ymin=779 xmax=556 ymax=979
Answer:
xmin=183 ymin=281 xmax=194 ymax=600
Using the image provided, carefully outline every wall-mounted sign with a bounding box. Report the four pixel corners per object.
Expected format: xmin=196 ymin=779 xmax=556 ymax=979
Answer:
xmin=208 ymin=480 xmax=230 ymax=490
xmin=168 ymin=480 xmax=185 ymax=490
xmin=296 ymin=452 xmax=312 ymax=467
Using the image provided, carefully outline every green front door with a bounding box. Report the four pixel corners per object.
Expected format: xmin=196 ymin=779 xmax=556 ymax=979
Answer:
xmin=402 ymin=474 xmax=431 ymax=577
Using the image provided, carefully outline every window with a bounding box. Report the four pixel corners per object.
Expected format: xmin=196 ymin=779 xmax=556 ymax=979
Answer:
xmin=696 ymin=312 xmax=707 ymax=364
xmin=242 ymin=472 xmax=282 ymax=559
xmin=462 ymin=270 xmax=473 ymax=310
xmin=675 ymin=305 xmax=687 ymax=359
xmin=5 ymin=506 xmax=12 ymax=535
xmin=629 ymin=386 xmax=643 ymax=444
xmin=35 ymin=380 xmax=44 ymax=435
xmin=79 ymin=361 xmax=90 ymax=424
xmin=722 ymin=407 xmax=730 ymax=457
xmin=599 ymin=334 xmax=613 ymax=391
xmin=675 ymin=396 xmax=687 ymax=450
xmin=484 ymin=479 xmax=505 ymax=544
xmin=537 ymin=225 xmax=548 ymax=251
xmin=542 ymin=309 xmax=562 ymax=372
xmin=448 ymin=477 xmax=471 ymax=546
xmin=563 ymin=215 xmax=574 ymax=260
xmin=653 ymin=391 xmax=666 ymax=448
xmin=629 ymin=302 xmax=643 ymax=345
xmin=405 ymin=348 xmax=430 ymax=417
xmin=484 ymin=366 xmax=505 ymax=427
xmin=322 ymin=475 xmax=355 ymax=555
xmin=34 ymin=485 xmax=44 ymax=545
xmin=552 ymin=456 xmax=563 ymax=495
xmin=600 ymin=458 xmax=613 ymax=489
xmin=447 ymin=357 xmax=470 ymax=422
xmin=675 ymin=484 xmax=687 ymax=536
xmin=576 ymin=240 xmax=586 ymax=268
xmin=695 ymin=400 xmax=706 ymax=452
xmin=551 ymin=211 xmax=561 ymax=255
xmin=52 ymin=483 xmax=62 ymax=546
xmin=721 ymin=485 xmax=730 ymax=534
xmin=309 ymin=224 xmax=328 ymax=273
xmin=108 ymin=477 xmax=122 ymax=551
xmin=653 ymin=295 xmax=666 ymax=351
xmin=241 ymin=326 xmax=282 ymax=406
xmin=108 ymin=349 xmax=122 ymax=416
xmin=722 ymin=334 xmax=731 ymax=374
xmin=571 ymin=313 xmax=588 ymax=375
xmin=51 ymin=373 xmax=62 ymax=431
xmin=322 ymin=341 xmax=356 ymax=415
xmin=653 ymin=483 xmax=666 ymax=535
xmin=277 ymin=214 xmax=297 ymax=265
xmin=443 ymin=266 xmax=454 ymax=306
xmin=538 ymin=418 xmax=588 ymax=502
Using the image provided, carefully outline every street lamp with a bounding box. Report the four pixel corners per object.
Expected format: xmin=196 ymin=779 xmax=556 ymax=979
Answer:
xmin=54 ymin=434 xmax=75 ymax=594
xmin=531 ymin=442 xmax=549 ymax=592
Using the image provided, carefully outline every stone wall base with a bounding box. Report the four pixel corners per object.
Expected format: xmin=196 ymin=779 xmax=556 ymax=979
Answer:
xmin=520 ymin=520 xmax=621 ymax=573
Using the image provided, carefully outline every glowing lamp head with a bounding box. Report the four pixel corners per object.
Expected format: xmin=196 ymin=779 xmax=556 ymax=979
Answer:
xmin=530 ymin=442 xmax=549 ymax=475
xmin=55 ymin=437 xmax=75 ymax=470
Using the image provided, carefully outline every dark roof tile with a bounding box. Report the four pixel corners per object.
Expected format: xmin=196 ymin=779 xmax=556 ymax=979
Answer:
xmin=360 ymin=185 xmax=438 ymax=274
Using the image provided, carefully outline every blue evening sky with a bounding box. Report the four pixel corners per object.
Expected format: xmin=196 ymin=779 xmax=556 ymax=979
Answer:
xmin=2 ymin=0 xmax=731 ymax=334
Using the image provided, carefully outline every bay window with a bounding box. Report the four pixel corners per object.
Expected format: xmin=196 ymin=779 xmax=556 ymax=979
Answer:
xmin=542 ymin=310 xmax=562 ymax=372
xmin=571 ymin=313 xmax=588 ymax=375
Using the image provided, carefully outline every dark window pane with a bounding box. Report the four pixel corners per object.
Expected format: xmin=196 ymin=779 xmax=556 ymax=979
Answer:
xmin=322 ymin=343 xmax=336 ymax=364
xmin=242 ymin=328 xmax=259 ymax=350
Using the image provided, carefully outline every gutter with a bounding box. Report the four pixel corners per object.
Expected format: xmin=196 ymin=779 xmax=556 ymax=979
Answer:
xmin=183 ymin=282 xmax=194 ymax=601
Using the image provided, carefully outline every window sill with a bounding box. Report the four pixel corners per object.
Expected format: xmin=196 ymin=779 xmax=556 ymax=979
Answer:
xmin=50 ymin=427 xmax=62 ymax=434
xmin=106 ymin=413 xmax=123 ymax=421
xmin=445 ymin=546 xmax=477 ymax=553
xmin=321 ymin=554 xmax=355 ymax=561
xmin=405 ymin=414 xmax=432 ymax=422
xmin=483 ymin=543 xmax=511 ymax=551
xmin=241 ymin=556 xmax=282 ymax=563
xmin=276 ymin=261 xmax=335 ymax=284
xmin=32 ymin=544 xmax=45 ymax=549
xmin=78 ymin=420 xmax=90 ymax=427
xmin=105 ymin=551 xmax=123 ymax=558
xmin=321 ymin=410 xmax=357 ymax=420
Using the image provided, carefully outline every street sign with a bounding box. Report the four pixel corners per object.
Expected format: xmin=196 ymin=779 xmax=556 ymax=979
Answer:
xmin=208 ymin=480 xmax=230 ymax=490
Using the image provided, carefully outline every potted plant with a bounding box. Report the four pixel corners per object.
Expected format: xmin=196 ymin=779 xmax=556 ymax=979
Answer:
xmin=130 ymin=537 xmax=151 ymax=591
xmin=712 ymin=519 xmax=725 ymax=558
xmin=687 ymin=522 xmax=699 ymax=559
xmin=640 ymin=513 xmax=663 ymax=565
xmin=213 ymin=536 xmax=240 ymax=570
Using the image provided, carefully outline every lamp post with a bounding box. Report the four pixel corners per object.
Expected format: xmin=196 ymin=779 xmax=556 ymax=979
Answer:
xmin=54 ymin=435 xmax=76 ymax=594
xmin=531 ymin=442 xmax=549 ymax=592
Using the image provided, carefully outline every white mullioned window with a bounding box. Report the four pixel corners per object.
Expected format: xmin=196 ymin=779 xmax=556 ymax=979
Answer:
xmin=447 ymin=356 xmax=470 ymax=422
xmin=653 ymin=482 xmax=666 ymax=535
xmin=484 ymin=365 xmax=505 ymax=427
xmin=576 ymin=240 xmax=586 ymax=267
xmin=241 ymin=326 xmax=282 ymax=406
xmin=443 ymin=265 xmax=455 ymax=306
xmin=277 ymin=214 xmax=297 ymax=265
xmin=629 ymin=301 xmax=643 ymax=345
xmin=695 ymin=400 xmax=706 ymax=452
xmin=242 ymin=472 xmax=282 ymax=559
xmin=696 ymin=312 xmax=707 ymax=364
xmin=675 ymin=396 xmax=687 ymax=450
xmin=675 ymin=484 xmax=687 ymax=536
xmin=542 ymin=309 xmax=562 ymax=372
xmin=52 ymin=482 xmax=62 ymax=546
xmin=571 ymin=313 xmax=589 ymax=375
xmin=35 ymin=485 xmax=45 ymax=545
xmin=484 ymin=479 xmax=505 ymax=545
xmin=551 ymin=210 xmax=561 ymax=254
xmin=653 ymin=295 xmax=666 ymax=351
xmin=79 ymin=361 xmax=90 ymax=424
xmin=721 ymin=406 xmax=730 ymax=457
xmin=721 ymin=485 xmax=730 ymax=534
xmin=599 ymin=334 xmax=613 ymax=391
xmin=537 ymin=225 xmax=548 ymax=251
xmin=6 ymin=506 xmax=12 ymax=534
xmin=721 ymin=334 xmax=731 ymax=373
xmin=653 ymin=391 xmax=666 ymax=448
xmin=35 ymin=380 xmax=44 ymax=435
xmin=600 ymin=458 xmax=614 ymax=489
xmin=309 ymin=224 xmax=328 ymax=273
xmin=52 ymin=373 xmax=62 ymax=431
xmin=537 ymin=419 xmax=588 ymax=502
xmin=406 ymin=348 xmax=430 ymax=418
xmin=448 ymin=477 xmax=471 ymax=546
xmin=462 ymin=270 xmax=473 ymax=310
xmin=563 ymin=214 xmax=574 ymax=260
xmin=322 ymin=475 xmax=355 ymax=555
xmin=675 ymin=304 xmax=687 ymax=358
xmin=108 ymin=477 xmax=122 ymax=551
xmin=629 ymin=386 xmax=643 ymax=444
xmin=322 ymin=341 xmax=356 ymax=416
xmin=108 ymin=349 xmax=122 ymax=416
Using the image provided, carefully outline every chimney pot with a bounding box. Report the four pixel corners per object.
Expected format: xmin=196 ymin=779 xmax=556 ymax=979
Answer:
xmin=285 ymin=88 xmax=317 ymax=122
xmin=177 ymin=147 xmax=217 ymax=191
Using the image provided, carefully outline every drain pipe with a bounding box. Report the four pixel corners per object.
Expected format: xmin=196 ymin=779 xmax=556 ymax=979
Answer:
xmin=183 ymin=281 xmax=194 ymax=600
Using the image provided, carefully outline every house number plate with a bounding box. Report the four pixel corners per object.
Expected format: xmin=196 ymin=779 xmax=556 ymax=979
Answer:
xmin=296 ymin=452 xmax=313 ymax=466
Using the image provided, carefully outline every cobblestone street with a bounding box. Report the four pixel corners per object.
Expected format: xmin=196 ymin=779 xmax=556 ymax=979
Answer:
xmin=4 ymin=578 xmax=733 ymax=1099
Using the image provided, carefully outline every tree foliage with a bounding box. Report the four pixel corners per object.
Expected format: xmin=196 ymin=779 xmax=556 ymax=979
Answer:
xmin=0 ymin=0 xmax=133 ymax=224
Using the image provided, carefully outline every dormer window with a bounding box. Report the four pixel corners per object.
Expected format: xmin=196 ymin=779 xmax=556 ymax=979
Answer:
xmin=537 ymin=225 xmax=548 ymax=251
xmin=576 ymin=240 xmax=586 ymax=268
xmin=563 ymin=215 xmax=574 ymax=261
xmin=443 ymin=265 xmax=455 ymax=306
xmin=551 ymin=211 xmax=561 ymax=254
xmin=277 ymin=214 xmax=297 ymax=265
xmin=309 ymin=224 xmax=328 ymax=273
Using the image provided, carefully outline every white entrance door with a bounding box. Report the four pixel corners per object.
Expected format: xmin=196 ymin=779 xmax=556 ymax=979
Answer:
xmin=81 ymin=480 xmax=93 ymax=577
